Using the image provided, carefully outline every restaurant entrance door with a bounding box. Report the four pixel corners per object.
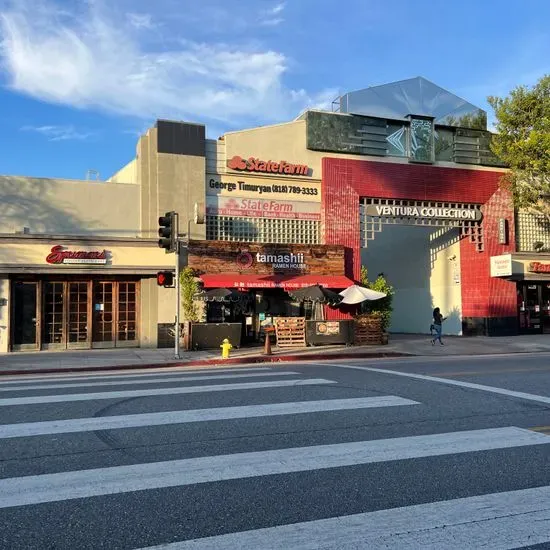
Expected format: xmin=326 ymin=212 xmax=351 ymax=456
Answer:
xmin=11 ymin=277 xmax=140 ymax=350
xmin=517 ymin=282 xmax=550 ymax=334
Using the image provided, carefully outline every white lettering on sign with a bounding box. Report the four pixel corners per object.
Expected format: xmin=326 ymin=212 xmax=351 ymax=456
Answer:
xmin=256 ymin=252 xmax=306 ymax=270
xmin=206 ymin=196 xmax=321 ymax=220
xmin=365 ymin=204 xmax=482 ymax=221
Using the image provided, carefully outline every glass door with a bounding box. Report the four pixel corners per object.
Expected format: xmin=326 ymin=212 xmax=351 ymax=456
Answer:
xmin=116 ymin=282 xmax=139 ymax=347
xmin=67 ymin=282 xmax=91 ymax=349
xmin=541 ymin=283 xmax=550 ymax=334
xmin=12 ymin=282 xmax=39 ymax=350
xmin=92 ymin=282 xmax=115 ymax=348
xmin=43 ymin=282 xmax=65 ymax=349
xmin=518 ymin=283 xmax=542 ymax=334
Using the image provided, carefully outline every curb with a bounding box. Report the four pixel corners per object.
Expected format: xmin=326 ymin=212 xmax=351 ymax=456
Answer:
xmin=0 ymin=351 xmax=413 ymax=377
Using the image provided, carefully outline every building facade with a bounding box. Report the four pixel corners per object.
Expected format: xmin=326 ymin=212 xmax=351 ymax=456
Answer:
xmin=2 ymin=77 xmax=547 ymax=352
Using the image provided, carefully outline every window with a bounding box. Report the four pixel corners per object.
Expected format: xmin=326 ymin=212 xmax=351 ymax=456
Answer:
xmin=206 ymin=216 xmax=320 ymax=244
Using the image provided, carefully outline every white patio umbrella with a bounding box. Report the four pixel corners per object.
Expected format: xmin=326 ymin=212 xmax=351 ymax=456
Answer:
xmin=339 ymin=284 xmax=387 ymax=305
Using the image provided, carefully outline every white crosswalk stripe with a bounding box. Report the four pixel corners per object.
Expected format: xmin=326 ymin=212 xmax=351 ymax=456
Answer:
xmin=1 ymin=366 xmax=549 ymax=550
xmin=139 ymin=486 xmax=550 ymax=550
xmin=0 ymin=367 xmax=270 ymax=386
xmin=0 ymin=396 xmax=419 ymax=439
xmin=0 ymin=427 xmax=547 ymax=509
xmin=0 ymin=378 xmax=334 ymax=406
xmin=0 ymin=370 xmax=299 ymax=392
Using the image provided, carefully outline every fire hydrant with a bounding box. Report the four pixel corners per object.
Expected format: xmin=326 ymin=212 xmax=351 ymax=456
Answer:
xmin=220 ymin=338 xmax=232 ymax=359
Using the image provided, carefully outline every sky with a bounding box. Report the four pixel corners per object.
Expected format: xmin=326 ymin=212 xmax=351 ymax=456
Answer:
xmin=0 ymin=0 xmax=549 ymax=180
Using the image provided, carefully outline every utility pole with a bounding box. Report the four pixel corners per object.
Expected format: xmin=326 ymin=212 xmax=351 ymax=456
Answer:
xmin=158 ymin=211 xmax=180 ymax=359
xmin=174 ymin=235 xmax=181 ymax=360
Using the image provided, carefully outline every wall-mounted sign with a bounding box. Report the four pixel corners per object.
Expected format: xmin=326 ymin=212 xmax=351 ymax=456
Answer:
xmin=490 ymin=254 xmax=513 ymax=277
xmin=528 ymin=262 xmax=550 ymax=274
xmin=46 ymin=245 xmax=108 ymax=265
xmin=365 ymin=204 xmax=482 ymax=222
xmin=206 ymin=196 xmax=321 ymax=220
xmin=188 ymin=241 xmax=345 ymax=276
xmin=236 ymin=251 xmax=307 ymax=270
xmin=227 ymin=155 xmax=310 ymax=176
xmin=206 ymin=175 xmax=320 ymax=202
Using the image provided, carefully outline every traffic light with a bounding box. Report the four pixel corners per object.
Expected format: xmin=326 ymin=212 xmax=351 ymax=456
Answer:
xmin=156 ymin=271 xmax=174 ymax=287
xmin=158 ymin=211 xmax=177 ymax=252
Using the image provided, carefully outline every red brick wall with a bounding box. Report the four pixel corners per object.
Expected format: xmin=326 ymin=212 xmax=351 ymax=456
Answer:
xmin=321 ymin=158 xmax=517 ymax=320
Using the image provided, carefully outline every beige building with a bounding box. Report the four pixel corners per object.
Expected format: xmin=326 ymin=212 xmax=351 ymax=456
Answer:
xmin=5 ymin=77 xmax=547 ymax=351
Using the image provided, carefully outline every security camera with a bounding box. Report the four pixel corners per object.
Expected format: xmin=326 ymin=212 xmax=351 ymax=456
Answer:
xmin=448 ymin=255 xmax=456 ymax=261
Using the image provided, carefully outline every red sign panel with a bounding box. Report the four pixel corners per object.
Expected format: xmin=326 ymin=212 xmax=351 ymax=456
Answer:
xmin=206 ymin=196 xmax=320 ymax=220
xmin=46 ymin=245 xmax=107 ymax=265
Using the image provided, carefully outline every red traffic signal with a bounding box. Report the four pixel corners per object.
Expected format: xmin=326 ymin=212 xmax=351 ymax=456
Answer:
xmin=156 ymin=271 xmax=174 ymax=287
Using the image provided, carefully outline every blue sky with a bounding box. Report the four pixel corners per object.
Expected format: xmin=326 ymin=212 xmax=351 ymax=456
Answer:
xmin=0 ymin=0 xmax=549 ymax=180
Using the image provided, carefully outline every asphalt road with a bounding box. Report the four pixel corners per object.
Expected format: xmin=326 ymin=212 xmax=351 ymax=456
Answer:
xmin=0 ymin=354 xmax=549 ymax=549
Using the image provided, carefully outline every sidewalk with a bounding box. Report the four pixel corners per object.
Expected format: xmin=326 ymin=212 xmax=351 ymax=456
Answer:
xmin=2 ymin=333 xmax=550 ymax=376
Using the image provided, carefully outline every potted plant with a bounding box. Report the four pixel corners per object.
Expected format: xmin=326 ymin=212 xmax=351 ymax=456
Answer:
xmin=356 ymin=267 xmax=394 ymax=345
xmin=180 ymin=267 xmax=200 ymax=350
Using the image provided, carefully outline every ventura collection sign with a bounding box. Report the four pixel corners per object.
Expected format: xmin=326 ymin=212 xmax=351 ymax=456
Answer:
xmin=206 ymin=196 xmax=320 ymax=221
xmin=365 ymin=204 xmax=483 ymax=221
xmin=46 ymin=245 xmax=108 ymax=265
xmin=227 ymin=155 xmax=310 ymax=176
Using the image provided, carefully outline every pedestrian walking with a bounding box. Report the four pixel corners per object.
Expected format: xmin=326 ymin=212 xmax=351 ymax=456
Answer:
xmin=431 ymin=307 xmax=447 ymax=346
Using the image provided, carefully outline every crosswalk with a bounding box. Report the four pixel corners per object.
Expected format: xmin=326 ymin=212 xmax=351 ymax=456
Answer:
xmin=0 ymin=364 xmax=549 ymax=549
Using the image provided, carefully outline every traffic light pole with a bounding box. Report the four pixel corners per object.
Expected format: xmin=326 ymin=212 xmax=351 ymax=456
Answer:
xmin=174 ymin=216 xmax=181 ymax=360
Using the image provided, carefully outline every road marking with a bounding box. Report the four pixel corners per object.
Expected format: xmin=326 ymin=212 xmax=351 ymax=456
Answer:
xmin=0 ymin=367 xmax=271 ymax=386
xmin=436 ymin=366 xmax=550 ymax=377
xmin=139 ymin=485 xmax=550 ymax=549
xmin=531 ymin=426 xmax=550 ymax=434
xmin=328 ymin=364 xmax=550 ymax=405
xmin=0 ymin=396 xmax=419 ymax=439
xmin=0 ymin=427 xmax=546 ymax=509
xmin=0 ymin=371 xmax=299 ymax=393
xmin=0 ymin=379 xmax=334 ymax=407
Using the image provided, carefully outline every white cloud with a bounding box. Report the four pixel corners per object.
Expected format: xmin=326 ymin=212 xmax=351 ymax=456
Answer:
xmin=271 ymin=2 xmax=286 ymax=15
xmin=0 ymin=0 xmax=335 ymax=130
xmin=260 ymin=2 xmax=286 ymax=25
xmin=126 ymin=12 xmax=155 ymax=30
xmin=20 ymin=124 xmax=95 ymax=141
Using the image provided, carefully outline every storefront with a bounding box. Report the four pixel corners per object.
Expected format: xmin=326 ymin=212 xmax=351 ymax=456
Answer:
xmin=0 ymin=237 xmax=171 ymax=352
xmin=187 ymin=240 xmax=352 ymax=344
xmin=491 ymin=253 xmax=550 ymax=334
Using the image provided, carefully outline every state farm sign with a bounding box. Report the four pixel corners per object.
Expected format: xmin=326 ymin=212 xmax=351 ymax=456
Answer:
xmin=227 ymin=155 xmax=310 ymax=176
xmin=206 ymin=196 xmax=320 ymax=221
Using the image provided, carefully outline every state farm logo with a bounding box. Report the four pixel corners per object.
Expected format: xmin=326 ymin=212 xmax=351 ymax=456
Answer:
xmin=236 ymin=252 xmax=254 ymax=269
xmin=227 ymin=155 xmax=309 ymax=176
xmin=227 ymin=155 xmax=247 ymax=170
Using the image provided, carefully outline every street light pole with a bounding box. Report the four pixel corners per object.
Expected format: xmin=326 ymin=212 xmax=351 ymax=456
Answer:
xmin=174 ymin=213 xmax=181 ymax=360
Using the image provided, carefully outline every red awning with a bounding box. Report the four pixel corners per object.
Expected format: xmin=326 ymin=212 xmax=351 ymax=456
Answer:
xmin=200 ymin=274 xmax=354 ymax=290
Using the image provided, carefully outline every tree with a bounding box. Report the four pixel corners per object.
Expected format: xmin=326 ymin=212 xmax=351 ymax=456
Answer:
xmin=488 ymin=76 xmax=550 ymax=219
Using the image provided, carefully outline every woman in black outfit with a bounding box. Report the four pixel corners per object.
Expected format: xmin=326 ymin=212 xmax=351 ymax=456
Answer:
xmin=431 ymin=307 xmax=446 ymax=345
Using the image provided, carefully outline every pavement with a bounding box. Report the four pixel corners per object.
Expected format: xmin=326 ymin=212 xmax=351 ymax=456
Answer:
xmin=0 ymin=355 xmax=549 ymax=549
xmin=3 ymin=332 xmax=550 ymax=375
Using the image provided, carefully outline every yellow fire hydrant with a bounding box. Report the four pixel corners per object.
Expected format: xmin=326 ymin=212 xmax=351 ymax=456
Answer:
xmin=220 ymin=338 xmax=233 ymax=359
